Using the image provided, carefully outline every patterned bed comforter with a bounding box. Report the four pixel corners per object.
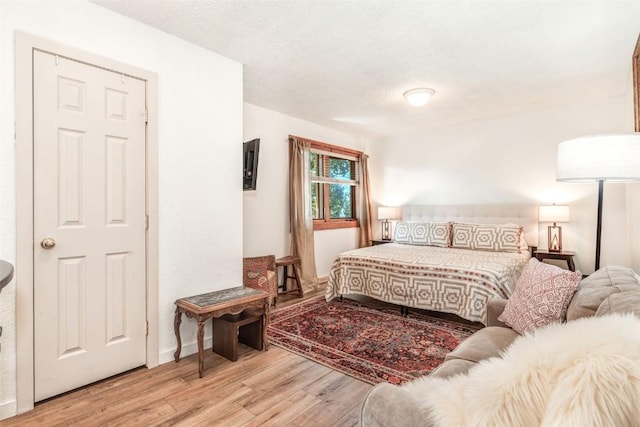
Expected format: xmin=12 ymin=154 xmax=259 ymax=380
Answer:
xmin=326 ymin=243 xmax=530 ymax=324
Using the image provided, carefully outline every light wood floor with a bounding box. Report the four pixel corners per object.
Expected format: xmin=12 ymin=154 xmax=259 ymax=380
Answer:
xmin=3 ymin=289 xmax=373 ymax=427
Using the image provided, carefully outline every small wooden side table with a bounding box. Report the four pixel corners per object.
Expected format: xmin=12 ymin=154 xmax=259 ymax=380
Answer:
xmin=534 ymin=250 xmax=576 ymax=272
xmin=371 ymin=239 xmax=393 ymax=246
xmin=174 ymin=286 xmax=269 ymax=378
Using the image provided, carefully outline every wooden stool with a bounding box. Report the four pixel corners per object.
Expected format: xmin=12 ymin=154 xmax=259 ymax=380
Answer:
xmin=212 ymin=310 xmax=264 ymax=362
xmin=275 ymin=256 xmax=304 ymax=299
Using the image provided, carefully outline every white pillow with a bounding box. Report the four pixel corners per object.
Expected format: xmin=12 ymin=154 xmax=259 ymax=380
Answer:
xmin=451 ymin=222 xmax=523 ymax=253
xmin=394 ymin=222 xmax=451 ymax=247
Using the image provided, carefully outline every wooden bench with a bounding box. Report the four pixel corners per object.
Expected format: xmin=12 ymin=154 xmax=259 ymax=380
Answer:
xmin=174 ymin=286 xmax=269 ymax=377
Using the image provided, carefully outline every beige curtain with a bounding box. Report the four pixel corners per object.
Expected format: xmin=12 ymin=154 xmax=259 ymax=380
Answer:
xmin=358 ymin=153 xmax=374 ymax=248
xmin=288 ymin=136 xmax=318 ymax=290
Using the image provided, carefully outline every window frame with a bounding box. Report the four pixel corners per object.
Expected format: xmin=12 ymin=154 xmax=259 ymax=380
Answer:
xmin=308 ymin=140 xmax=362 ymax=231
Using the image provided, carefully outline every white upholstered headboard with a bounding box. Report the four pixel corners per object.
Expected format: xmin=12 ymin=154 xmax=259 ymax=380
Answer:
xmin=402 ymin=204 xmax=539 ymax=247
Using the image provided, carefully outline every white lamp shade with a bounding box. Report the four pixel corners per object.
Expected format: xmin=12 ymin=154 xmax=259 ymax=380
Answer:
xmin=557 ymin=134 xmax=640 ymax=182
xmin=378 ymin=206 xmax=402 ymax=220
xmin=403 ymin=88 xmax=435 ymax=107
xmin=538 ymin=205 xmax=570 ymax=223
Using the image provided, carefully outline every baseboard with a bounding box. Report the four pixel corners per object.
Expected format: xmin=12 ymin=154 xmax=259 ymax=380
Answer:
xmin=158 ymin=337 xmax=213 ymax=365
xmin=317 ymin=275 xmax=328 ymax=285
xmin=0 ymin=399 xmax=17 ymax=420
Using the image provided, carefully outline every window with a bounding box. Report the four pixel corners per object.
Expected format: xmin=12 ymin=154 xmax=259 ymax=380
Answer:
xmin=309 ymin=141 xmax=361 ymax=230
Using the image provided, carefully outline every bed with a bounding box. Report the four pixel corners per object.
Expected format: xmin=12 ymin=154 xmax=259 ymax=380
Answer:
xmin=326 ymin=205 xmax=538 ymax=324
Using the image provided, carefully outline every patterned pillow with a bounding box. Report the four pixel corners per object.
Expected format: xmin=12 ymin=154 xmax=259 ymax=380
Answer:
xmin=451 ymin=223 xmax=523 ymax=253
xmin=498 ymin=258 xmax=582 ymax=334
xmin=394 ymin=222 xmax=451 ymax=247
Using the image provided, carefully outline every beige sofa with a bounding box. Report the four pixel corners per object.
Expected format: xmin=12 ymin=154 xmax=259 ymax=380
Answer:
xmin=360 ymin=265 xmax=640 ymax=426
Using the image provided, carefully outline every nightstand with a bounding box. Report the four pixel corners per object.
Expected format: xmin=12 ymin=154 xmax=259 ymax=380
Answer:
xmin=371 ymin=239 xmax=393 ymax=246
xmin=534 ymin=250 xmax=576 ymax=272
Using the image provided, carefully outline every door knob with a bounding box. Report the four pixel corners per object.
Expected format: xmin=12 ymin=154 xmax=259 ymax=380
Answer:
xmin=40 ymin=238 xmax=56 ymax=249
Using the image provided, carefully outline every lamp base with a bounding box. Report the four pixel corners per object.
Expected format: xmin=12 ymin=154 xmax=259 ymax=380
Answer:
xmin=381 ymin=220 xmax=391 ymax=240
xmin=548 ymin=224 xmax=562 ymax=252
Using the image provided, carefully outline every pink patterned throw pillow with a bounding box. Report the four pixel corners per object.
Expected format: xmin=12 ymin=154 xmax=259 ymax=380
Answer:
xmin=498 ymin=258 xmax=582 ymax=334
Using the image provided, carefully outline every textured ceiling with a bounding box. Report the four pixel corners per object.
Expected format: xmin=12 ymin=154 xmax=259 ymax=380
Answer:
xmin=91 ymin=0 xmax=640 ymax=138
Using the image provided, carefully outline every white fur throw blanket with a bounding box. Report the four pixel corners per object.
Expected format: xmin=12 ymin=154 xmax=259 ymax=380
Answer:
xmin=403 ymin=314 xmax=640 ymax=426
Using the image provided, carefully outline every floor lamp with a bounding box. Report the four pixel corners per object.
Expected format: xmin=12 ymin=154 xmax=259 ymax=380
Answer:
xmin=556 ymin=134 xmax=640 ymax=271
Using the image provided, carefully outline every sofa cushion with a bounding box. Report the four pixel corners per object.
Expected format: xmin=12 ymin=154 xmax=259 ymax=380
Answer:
xmin=595 ymin=292 xmax=640 ymax=317
xmin=485 ymin=298 xmax=508 ymax=327
xmin=445 ymin=326 xmax=519 ymax=363
xmin=360 ymin=383 xmax=433 ymax=427
xmin=498 ymin=258 xmax=581 ymax=334
xmin=566 ymin=266 xmax=640 ymax=321
xmin=429 ymin=358 xmax=477 ymax=379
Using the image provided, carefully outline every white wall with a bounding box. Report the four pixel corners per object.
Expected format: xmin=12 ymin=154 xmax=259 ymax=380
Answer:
xmin=369 ymin=95 xmax=635 ymax=275
xmin=0 ymin=0 xmax=243 ymax=417
xmin=243 ymin=103 xmax=370 ymax=277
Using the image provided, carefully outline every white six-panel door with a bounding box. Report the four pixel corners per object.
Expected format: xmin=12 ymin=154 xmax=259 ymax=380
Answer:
xmin=33 ymin=50 xmax=147 ymax=401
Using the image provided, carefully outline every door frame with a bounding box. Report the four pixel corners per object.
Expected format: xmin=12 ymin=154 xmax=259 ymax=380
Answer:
xmin=15 ymin=32 xmax=159 ymax=413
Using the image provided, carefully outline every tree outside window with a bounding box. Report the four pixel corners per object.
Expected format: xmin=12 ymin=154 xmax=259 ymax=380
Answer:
xmin=310 ymin=147 xmax=360 ymax=230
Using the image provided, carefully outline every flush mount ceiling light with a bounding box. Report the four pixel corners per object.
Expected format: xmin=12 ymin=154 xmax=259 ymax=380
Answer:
xmin=403 ymin=87 xmax=435 ymax=107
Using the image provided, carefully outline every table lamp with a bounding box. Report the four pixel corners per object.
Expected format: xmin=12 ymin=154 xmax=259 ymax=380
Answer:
xmin=538 ymin=205 xmax=570 ymax=252
xmin=378 ymin=206 xmax=401 ymax=240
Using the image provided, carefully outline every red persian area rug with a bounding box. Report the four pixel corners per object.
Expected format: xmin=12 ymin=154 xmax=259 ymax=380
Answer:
xmin=267 ymin=296 xmax=481 ymax=385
